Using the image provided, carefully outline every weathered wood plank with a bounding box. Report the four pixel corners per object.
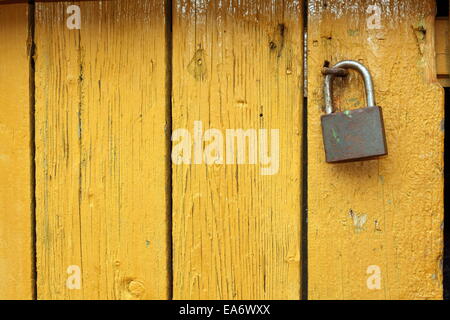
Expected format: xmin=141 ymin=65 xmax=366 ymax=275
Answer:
xmin=436 ymin=18 xmax=448 ymax=78
xmin=172 ymin=0 xmax=303 ymax=299
xmin=0 ymin=2 xmax=34 ymax=300
xmin=308 ymin=0 xmax=444 ymax=299
xmin=35 ymin=0 xmax=170 ymax=299
xmin=436 ymin=16 xmax=449 ymax=87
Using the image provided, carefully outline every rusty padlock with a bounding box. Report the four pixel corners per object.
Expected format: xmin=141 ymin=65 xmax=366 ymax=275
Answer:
xmin=321 ymin=60 xmax=388 ymax=163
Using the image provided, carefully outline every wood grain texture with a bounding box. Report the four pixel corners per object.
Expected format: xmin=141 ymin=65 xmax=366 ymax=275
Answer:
xmin=35 ymin=0 xmax=170 ymax=299
xmin=436 ymin=18 xmax=448 ymax=77
xmin=308 ymin=0 xmax=444 ymax=300
xmin=172 ymin=0 xmax=303 ymax=299
xmin=0 ymin=3 xmax=33 ymax=300
xmin=436 ymin=1 xmax=449 ymax=87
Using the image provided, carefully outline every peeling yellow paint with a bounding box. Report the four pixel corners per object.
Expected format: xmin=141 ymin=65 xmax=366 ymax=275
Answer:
xmin=308 ymin=0 xmax=444 ymax=300
xmin=35 ymin=1 xmax=170 ymax=300
xmin=172 ymin=0 xmax=303 ymax=300
xmin=0 ymin=0 xmax=445 ymax=301
xmin=349 ymin=210 xmax=368 ymax=233
xmin=0 ymin=3 xmax=34 ymax=300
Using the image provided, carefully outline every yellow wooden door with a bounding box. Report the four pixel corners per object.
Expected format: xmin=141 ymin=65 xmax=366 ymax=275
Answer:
xmin=0 ymin=0 xmax=446 ymax=300
xmin=172 ymin=0 xmax=303 ymax=300
xmin=0 ymin=2 xmax=34 ymax=300
xmin=307 ymin=0 xmax=444 ymax=299
xmin=34 ymin=0 xmax=170 ymax=299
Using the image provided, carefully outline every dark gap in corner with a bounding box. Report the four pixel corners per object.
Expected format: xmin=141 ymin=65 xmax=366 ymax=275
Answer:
xmin=444 ymin=87 xmax=449 ymax=300
xmin=28 ymin=0 xmax=37 ymax=300
xmin=0 ymin=0 xmax=28 ymax=5
xmin=165 ymin=0 xmax=174 ymax=301
xmin=437 ymin=0 xmax=449 ymax=17
xmin=301 ymin=0 xmax=308 ymax=301
xmin=301 ymin=95 xmax=308 ymax=301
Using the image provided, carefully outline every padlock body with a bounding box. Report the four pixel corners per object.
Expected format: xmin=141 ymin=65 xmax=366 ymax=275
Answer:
xmin=321 ymin=106 xmax=387 ymax=163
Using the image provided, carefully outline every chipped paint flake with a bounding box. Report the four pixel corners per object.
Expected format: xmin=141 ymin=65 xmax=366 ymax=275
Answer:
xmin=349 ymin=209 xmax=367 ymax=233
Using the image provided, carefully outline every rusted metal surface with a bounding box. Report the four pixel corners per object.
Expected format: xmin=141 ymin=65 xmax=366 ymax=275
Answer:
xmin=321 ymin=106 xmax=388 ymax=163
xmin=322 ymin=67 xmax=349 ymax=77
xmin=321 ymin=60 xmax=387 ymax=163
xmin=323 ymin=61 xmax=376 ymax=114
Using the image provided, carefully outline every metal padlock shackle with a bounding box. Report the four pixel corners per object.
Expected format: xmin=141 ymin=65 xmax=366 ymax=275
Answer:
xmin=324 ymin=60 xmax=376 ymax=114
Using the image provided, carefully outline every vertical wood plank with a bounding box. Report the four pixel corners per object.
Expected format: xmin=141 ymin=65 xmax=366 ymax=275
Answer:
xmin=436 ymin=18 xmax=448 ymax=77
xmin=436 ymin=0 xmax=449 ymax=87
xmin=308 ymin=0 xmax=444 ymax=299
xmin=0 ymin=3 xmax=33 ymax=300
xmin=35 ymin=0 xmax=170 ymax=299
xmin=172 ymin=0 xmax=303 ymax=299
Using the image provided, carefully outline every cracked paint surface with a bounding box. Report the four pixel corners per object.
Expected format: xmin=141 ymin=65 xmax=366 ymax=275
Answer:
xmin=308 ymin=0 xmax=444 ymax=300
xmin=34 ymin=1 xmax=170 ymax=299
